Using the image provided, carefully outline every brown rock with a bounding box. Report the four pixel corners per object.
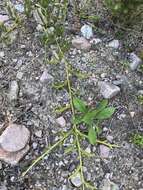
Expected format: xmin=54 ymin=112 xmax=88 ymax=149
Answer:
xmin=72 ymin=37 xmax=91 ymax=51
xmin=0 ymin=145 xmax=29 ymax=165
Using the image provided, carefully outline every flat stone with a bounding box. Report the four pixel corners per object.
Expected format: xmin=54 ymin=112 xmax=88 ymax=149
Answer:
xmin=40 ymin=70 xmax=54 ymax=83
xmin=72 ymin=37 xmax=91 ymax=51
xmin=129 ymin=52 xmax=142 ymax=71
xmin=56 ymin=116 xmax=66 ymax=127
xmin=8 ymin=81 xmax=19 ymax=101
xmin=70 ymin=173 xmax=82 ymax=187
xmin=0 ymin=124 xmax=30 ymax=152
xmin=99 ymin=82 xmax=120 ymax=99
xmin=81 ymin=24 xmax=93 ymax=39
xmin=99 ymin=145 xmax=110 ymax=158
xmin=0 ymin=145 xmax=29 ymax=165
xmin=108 ymin=40 xmax=120 ymax=49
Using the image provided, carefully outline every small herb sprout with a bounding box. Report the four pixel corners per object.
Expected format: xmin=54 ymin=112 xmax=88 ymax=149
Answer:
xmin=73 ymin=98 xmax=115 ymax=145
xmin=132 ymin=134 xmax=143 ymax=148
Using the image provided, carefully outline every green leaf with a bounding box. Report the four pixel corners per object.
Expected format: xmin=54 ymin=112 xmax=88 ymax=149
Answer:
xmin=73 ymin=98 xmax=87 ymax=113
xmin=95 ymin=107 xmax=115 ymax=120
xmin=72 ymin=116 xmax=83 ymax=125
xmin=82 ymin=110 xmax=97 ymax=125
xmin=88 ymin=127 xmax=97 ymax=145
xmin=96 ymin=99 xmax=108 ymax=112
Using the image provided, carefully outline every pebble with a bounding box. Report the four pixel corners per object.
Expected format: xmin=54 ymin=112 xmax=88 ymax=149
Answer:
xmin=70 ymin=173 xmax=82 ymax=187
xmin=72 ymin=37 xmax=91 ymax=51
xmin=16 ymin=71 xmax=23 ymax=80
xmin=8 ymin=81 xmax=19 ymax=101
xmin=0 ymin=123 xmax=30 ymax=152
xmin=0 ymin=52 xmax=4 ymax=58
xmin=101 ymin=179 xmax=119 ymax=190
xmin=0 ymin=161 xmax=2 ymax=169
xmin=129 ymin=52 xmax=142 ymax=71
xmin=32 ymin=142 xmax=38 ymax=149
xmin=99 ymin=145 xmax=110 ymax=158
xmin=130 ymin=111 xmax=135 ymax=118
xmin=99 ymin=82 xmax=120 ymax=99
xmin=0 ymin=15 xmax=9 ymax=22
xmin=14 ymin=4 xmax=24 ymax=13
xmin=35 ymin=130 xmax=42 ymax=138
xmin=81 ymin=24 xmax=93 ymax=39
xmin=56 ymin=116 xmax=66 ymax=127
xmin=107 ymin=40 xmax=120 ymax=49
xmin=40 ymin=70 xmax=54 ymax=84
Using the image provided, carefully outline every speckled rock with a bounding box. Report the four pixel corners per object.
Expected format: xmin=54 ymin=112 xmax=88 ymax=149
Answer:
xmin=70 ymin=173 xmax=82 ymax=187
xmin=129 ymin=52 xmax=142 ymax=70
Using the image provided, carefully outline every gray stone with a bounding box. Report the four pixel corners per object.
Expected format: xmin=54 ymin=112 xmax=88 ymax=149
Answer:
xmin=8 ymin=81 xmax=19 ymax=101
xmin=99 ymin=82 xmax=120 ymax=99
xmin=129 ymin=52 xmax=142 ymax=71
xmin=56 ymin=116 xmax=66 ymax=127
xmin=35 ymin=130 xmax=42 ymax=138
xmin=0 ymin=123 xmax=30 ymax=152
xmin=99 ymin=145 xmax=110 ymax=158
xmin=108 ymin=40 xmax=120 ymax=49
xmin=40 ymin=70 xmax=54 ymax=83
xmin=32 ymin=142 xmax=37 ymax=149
xmin=81 ymin=24 xmax=93 ymax=39
xmin=72 ymin=37 xmax=91 ymax=51
xmin=0 ymin=161 xmax=2 ymax=169
xmin=0 ymin=52 xmax=4 ymax=58
xmin=101 ymin=179 xmax=119 ymax=190
xmin=70 ymin=173 xmax=82 ymax=187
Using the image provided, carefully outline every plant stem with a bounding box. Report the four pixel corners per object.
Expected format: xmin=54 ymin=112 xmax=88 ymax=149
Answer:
xmin=22 ymin=129 xmax=72 ymax=177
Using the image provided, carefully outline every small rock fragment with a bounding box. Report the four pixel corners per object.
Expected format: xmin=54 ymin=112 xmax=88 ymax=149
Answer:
xmin=0 ymin=123 xmax=30 ymax=152
xmin=14 ymin=4 xmax=24 ymax=13
xmin=70 ymin=173 xmax=82 ymax=187
xmin=0 ymin=15 xmax=9 ymax=22
xmin=16 ymin=71 xmax=23 ymax=80
xmin=99 ymin=145 xmax=110 ymax=158
xmin=81 ymin=24 xmax=93 ymax=39
xmin=90 ymin=38 xmax=102 ymax=44
xmin=56 ymin=116 xmax=66 ymax=127
xmin=108 ymin=40 xmax=120 ymax=49
xmin=8 ymin=81 xmax=19 ymax=101
xmin=101 ymin=179 xmax=119 ymax=190
xmin=35 ymin=130 xmax=42 ymax=138
xmin=0 ymin=161 xmax=2 ymax=169
xmin=99 ymin=82 xmax=120 ymax=99
xmin=129 ymin=52 xmax=142 ymax=71
xmin=0 ymin=52 xmax=4 ymax=58
xmin=40 ymin=70 xmax=54 ymax=84
xmin=72 ymin=37 xmax=91 ymax=51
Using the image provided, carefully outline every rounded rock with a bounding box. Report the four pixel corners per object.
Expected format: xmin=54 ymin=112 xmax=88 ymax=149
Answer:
xmin=0 ymin=124 xmax=30 ymax=152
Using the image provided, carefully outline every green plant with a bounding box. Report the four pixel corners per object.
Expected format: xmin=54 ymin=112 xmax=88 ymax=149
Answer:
xmin=132 ymin=133 xmax=143 ymax=148
xmin=73 ymin=98 xmax=115 ymax=145
xmin=22 ymin=42 xmax=119 ymax=189
xmin=105 ymin=0 xmax=143 ymax=24
xmin=138 ymin=95 xmax=143 ymax=105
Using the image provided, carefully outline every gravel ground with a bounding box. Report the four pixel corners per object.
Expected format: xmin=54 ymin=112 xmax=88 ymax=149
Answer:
xmin=0 ymin=1 xmax=143 ymax=190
